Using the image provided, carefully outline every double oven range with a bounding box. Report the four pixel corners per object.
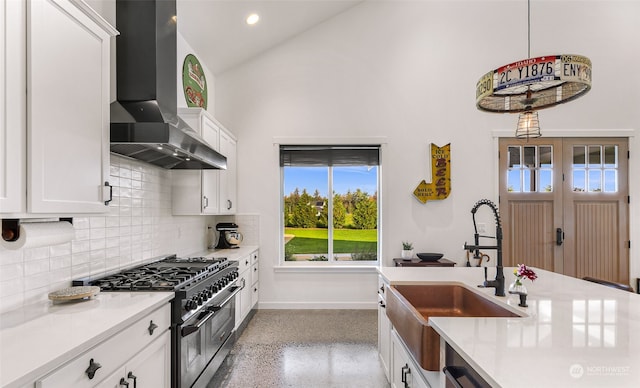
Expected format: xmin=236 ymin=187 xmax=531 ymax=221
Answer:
xmin=74 ymin=254 xmax=243 ymax=388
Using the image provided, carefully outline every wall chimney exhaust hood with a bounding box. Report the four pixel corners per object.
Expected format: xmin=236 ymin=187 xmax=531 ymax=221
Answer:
xmin=110 ymin=0 xmax=226 ymax=170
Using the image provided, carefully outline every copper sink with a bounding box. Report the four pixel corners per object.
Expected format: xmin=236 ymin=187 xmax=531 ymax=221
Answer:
xmin=386 ymin=284 xmax=522 ymax=371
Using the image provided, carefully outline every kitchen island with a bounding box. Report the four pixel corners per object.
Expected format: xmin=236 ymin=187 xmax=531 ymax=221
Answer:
xmin=378 ymin=266 xmax=640 ymax=387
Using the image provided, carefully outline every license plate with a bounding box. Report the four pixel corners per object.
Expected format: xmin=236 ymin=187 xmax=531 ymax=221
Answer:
xmin=496 ymin=56 xmax=558 ymax=91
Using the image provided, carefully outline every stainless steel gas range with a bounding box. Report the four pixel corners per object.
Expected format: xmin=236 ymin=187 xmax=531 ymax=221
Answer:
xmin=74 ymin=254 xmax=243 ymax=388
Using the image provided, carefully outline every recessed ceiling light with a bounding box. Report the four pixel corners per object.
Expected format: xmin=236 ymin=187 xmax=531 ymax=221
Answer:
xmin=246 ymin=13 xmax=260 ymax=25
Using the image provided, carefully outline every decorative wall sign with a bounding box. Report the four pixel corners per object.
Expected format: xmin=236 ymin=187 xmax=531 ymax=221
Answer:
xmin=413 ymin=143 xmax=451 ymax=203
xmin=182 ymin=54 xmax=208 ymax=109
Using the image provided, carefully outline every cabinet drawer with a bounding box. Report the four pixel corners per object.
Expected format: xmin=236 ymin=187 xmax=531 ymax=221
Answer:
xmin=36 ymin=303 xmax=171 ymax=387
xmin=251 ymin=263 xmax=259 ymax=286
xmin=251 ymin=282 xmax=259 ymax=308
xmin=237 ymin=254 xmax=251 ymax=272
xmin=251 ymin=251 xmax=259 ymax=265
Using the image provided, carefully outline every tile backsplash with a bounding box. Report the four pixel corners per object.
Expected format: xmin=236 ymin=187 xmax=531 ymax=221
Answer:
xmin=0 ymin=155 xmax=258 ymax=313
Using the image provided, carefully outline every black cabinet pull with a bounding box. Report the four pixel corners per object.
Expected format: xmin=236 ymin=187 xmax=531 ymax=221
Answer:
xmin=127 ymin=371 xmax=137 ymax=388
xmin=401 ymin=364 xmax=410 ymax=386
xmin=104 ymin=181 xmax=113 ymax=206
xmin=85 ymin=358 xmax=101 ymax=380
xmin=379 ymin=285 xmax=384 ymax=294
xmin=119 ymin=377 xmax=129 ymax=387
xmin=148 ymin=320 xmax=158 ymax=335
xmin=379 ymin=300 xmax=386 ymax=308
xmin=227 ymin=199 xmax=232 ymax=210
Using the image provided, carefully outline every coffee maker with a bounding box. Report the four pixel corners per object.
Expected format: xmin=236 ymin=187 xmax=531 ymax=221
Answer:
xmin=215 ymin=222 xmax=243 ymax=249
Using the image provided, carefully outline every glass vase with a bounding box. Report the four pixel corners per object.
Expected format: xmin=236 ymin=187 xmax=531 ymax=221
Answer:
xmin=508 ymin=278 xmax=527 ymax=294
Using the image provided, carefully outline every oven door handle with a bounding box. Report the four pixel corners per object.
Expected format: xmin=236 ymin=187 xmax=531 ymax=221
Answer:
xmin=214 ymin=283 xmax=243 ymax=310
xmin=181 ymin=310 xmax=215 ymax=337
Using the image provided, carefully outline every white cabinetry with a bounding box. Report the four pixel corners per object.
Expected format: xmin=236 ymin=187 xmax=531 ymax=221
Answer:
xmin=172 ymin=108 xmax=220 ymax=214
xmin=391 ymin=330 xmax=430 ymax=388
xmin=235 ymin=250 xmax=258 ymax=330
xmin=23 ymin=0 xmax=116 ymax=214
xmin=378 ymin=276 xmax=391 ymax=380
xmin=218 ymin=129 xmax=237 ymax=214
xmin=172 ymin=108 xmax=237 ymax=215
xmin=35 ymin=303 xmax=171 ymax=388
xmin=1 ymin=0 xmax=116 ymax=215
xmin=0 ymin=0 xmax=26 ymax=213
xmin=250 ymin=250 xmax=259 ymax=308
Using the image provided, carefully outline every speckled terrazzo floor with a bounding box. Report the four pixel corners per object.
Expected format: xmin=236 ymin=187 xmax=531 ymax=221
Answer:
xmin=207 ymin=310 xmax=390 ymax=388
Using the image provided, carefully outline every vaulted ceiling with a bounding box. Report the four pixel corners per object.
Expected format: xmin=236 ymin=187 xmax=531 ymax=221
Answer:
xmin=178 ymin=0 xmax=362 ymax=75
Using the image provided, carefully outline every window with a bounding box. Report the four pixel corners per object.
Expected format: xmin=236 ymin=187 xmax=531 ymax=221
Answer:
xmin=280 ymin=145 xmax=380 ymax=263
xmin=507 ymin=145 xmax=554 ymax=192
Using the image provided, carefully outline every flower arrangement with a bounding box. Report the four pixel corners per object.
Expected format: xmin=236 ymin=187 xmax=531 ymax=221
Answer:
xmin=509 ymin=264 xmax=537 ymax=294
xmin=514 ymin=264 xmax=538 ymax=284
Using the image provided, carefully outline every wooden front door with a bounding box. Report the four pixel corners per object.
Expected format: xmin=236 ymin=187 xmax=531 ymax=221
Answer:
xmin=499 ymin=137 xmax=629 ymax=284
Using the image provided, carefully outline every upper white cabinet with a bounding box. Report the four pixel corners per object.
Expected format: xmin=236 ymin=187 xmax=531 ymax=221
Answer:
xmin=172 ymin=107 xmax=237 ymax=215
xmin=0 ymin=0 xmax=26 ymax=213
xmin=1 ymin=0 xmax=117 ymax=215
xmin=218 ymin=128 xmax=237 ymax=214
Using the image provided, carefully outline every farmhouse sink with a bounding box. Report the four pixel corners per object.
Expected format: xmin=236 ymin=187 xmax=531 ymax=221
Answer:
xmin=386 ymin=284 xmax=522 ymax=371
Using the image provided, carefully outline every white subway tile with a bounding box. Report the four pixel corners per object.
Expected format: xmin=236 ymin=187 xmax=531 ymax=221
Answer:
xmin=90 ymin=228 xmax=106 ymax=240
xmin=50 ymin=242 xmax=72 ymax=258
xmin=24 ymin=247 xmax=49 ymax=261
xmin=73 ymin=217 xmax=91 ymax=229
xmin=90 ymin=217 xmax=106 ymax=228
xmin=50 ymin=255 xmax=72 ymax=270
xmin=24 ymin=258 xmax=49 ymax=276
xmin=0 ymin=263 xmax=23 ymax=281
xmin=72 ymin=240 xmax=91 ymax=253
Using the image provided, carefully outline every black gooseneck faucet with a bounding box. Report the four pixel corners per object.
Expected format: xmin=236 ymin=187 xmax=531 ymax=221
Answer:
xmin=463 ymin=199 xmax=505 ymax=297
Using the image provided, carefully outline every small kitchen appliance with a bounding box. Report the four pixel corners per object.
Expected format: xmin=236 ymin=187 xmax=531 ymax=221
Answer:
xmin=215 ymin=223 xmax=243 ymax=249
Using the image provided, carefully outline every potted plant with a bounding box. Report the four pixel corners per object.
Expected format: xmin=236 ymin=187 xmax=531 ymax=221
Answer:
xmin=401 ymin=241 xmax=414 ymax=259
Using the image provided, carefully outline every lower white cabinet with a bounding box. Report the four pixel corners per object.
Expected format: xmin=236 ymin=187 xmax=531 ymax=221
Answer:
xmin=95 ymin=331 xmax=170 ymax=388
xmin=35 ymin=303 xmax=171 ymax=388
xmin=235 ymin=250 xmax=259 ymax=330
xmin=378 ymin=276 xmax=391 ymax=380
xmin=250 ymin=250 xmax=259 ymax=309
xmin=391 ymin=330 xmax=430 ymax=388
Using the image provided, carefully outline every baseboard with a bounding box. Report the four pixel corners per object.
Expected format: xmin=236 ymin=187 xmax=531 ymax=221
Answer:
xmin=257 ymin=301 xmax=378 ymax=309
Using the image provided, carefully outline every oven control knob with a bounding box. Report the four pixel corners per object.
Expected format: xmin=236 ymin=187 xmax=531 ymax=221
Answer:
xmin=205 ymin=290 xmax=213 ymax=298
xmin=185 ymin=300 xmax=197 ymax=311
xmin=196 ymin=295 xmax=204 ymax=305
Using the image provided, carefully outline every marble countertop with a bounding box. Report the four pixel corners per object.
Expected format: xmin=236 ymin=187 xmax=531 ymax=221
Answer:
xmin=378 ymin=266 xmax=640 ymax=387
xmin=0 ymin=291 xmax=173 ymax=388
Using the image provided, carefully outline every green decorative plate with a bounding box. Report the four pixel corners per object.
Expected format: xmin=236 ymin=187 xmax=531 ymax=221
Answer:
xmin=182 ymin=54 xmax=208 ymax=109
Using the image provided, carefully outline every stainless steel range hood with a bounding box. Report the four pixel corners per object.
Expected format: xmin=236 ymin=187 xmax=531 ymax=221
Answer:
xmin=110 ymin=0 xmax=226 ymax=170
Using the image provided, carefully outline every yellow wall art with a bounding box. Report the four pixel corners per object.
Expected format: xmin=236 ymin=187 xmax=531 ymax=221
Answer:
xmin=413 ymin=143 xmax=451 ymax=203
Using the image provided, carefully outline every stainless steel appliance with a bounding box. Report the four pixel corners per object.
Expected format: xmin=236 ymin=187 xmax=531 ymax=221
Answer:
xmin=215 ymin=223 xmax=243 ymax=249
xmin=74 ymin=255 xmax=242 ymax=388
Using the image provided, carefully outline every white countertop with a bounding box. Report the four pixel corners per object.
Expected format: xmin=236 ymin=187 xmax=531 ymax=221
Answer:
xmin=0 ymin=291 xmax=173 ymax=388
xmin=378 ymin=266 xmax=640 ymax=387
xmin=190 ymin=245 xmax=259 ymax=261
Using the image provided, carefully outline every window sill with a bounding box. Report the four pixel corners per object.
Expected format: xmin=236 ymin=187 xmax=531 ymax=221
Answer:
xmin=273 ymin=265 xmax=379 ymax=274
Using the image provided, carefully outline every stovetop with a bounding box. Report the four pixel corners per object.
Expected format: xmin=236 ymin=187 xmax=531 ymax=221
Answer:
xmin=73 ymin=254 xmax=231 ymax=291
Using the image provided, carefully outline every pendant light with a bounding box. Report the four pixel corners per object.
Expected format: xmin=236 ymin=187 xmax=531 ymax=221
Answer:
xmin=475 ymin=0 xmax=592 ymax=138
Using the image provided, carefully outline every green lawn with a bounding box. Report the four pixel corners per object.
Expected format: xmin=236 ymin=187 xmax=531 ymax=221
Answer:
xmin=285 ymin=227 xmax=377 ymax=255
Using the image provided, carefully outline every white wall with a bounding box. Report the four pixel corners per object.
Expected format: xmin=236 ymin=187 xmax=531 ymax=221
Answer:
xmin=215 ymin=1 xmax=640 ymax=308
